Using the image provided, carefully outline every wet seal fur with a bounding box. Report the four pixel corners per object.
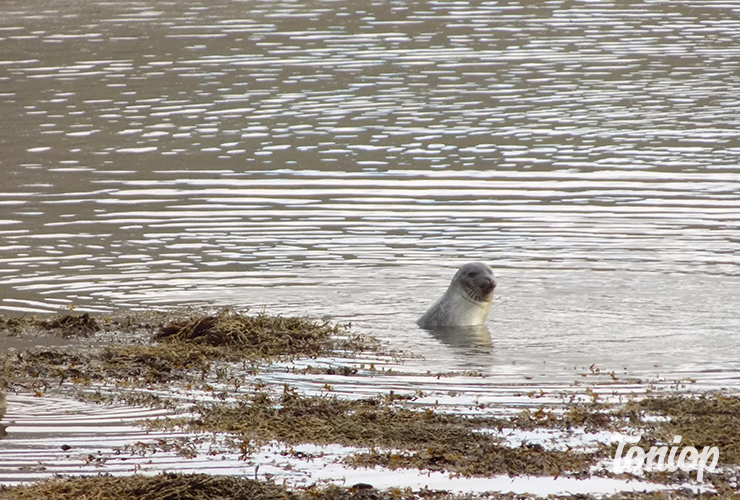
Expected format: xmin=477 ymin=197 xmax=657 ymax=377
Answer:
xmin=417 ymin=262 xmax=496 ymax=328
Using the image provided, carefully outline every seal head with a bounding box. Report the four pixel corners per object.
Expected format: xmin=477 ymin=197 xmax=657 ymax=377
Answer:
xmin=417 ymin=262 xmax=496 ymax=328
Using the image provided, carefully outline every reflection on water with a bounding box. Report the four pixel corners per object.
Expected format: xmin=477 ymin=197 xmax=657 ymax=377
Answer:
xmin=1 ymin=0 xmax=740 ymax=488
xmin=2 ymin=0 xmax=740 ymax=306
xmin=0 ymin=393 xmax=200 ymax=483
xmin=423 ymin=325 xmax=492 ymax=350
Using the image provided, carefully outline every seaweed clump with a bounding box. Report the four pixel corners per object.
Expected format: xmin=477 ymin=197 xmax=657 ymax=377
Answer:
xmin=155 ymin=309 xmax=352 ymax=358
xmin=36 ymin=313 xmax=101 ymax=337
xmin=0 ymin=313 xmax=100 ymax=338
xmin=0 ymin=473 xmax=300 ymax=500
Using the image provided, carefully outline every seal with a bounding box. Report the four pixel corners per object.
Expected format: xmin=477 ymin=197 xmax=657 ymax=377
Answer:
xmin=417 ymin=262 xmax=496 ymax=328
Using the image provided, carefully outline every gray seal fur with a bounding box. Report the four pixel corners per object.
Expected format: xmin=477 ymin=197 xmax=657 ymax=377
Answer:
xmin=417 ymin=262 xmax=496 ymax=328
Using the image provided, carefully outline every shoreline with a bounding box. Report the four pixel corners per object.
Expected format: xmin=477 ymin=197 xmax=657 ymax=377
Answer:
xmin=0 ymin=309 xmax=738 ymax=499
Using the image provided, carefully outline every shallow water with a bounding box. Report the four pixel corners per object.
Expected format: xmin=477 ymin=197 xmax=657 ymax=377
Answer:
xmin=1 ymin=0 xmax=740 ymax=491
xmin=0 ymin=395 xmax=678 ymax=494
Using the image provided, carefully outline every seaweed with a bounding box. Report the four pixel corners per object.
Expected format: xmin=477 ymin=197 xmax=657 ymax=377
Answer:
xmin=145 ymin=386 xmax=597 ymax=478
xmin=346 ymin=443 xmax=595 ymax=478
xmin=154 ymin=309 xmax=346 ymax=357
xmin=0 ymin=313 xmax=99 ymax=338
xmin=0 ymin=472 xmax=516 ymax=500
xmin=36 ymin=313 xmax=101 ymax=337
xmin=1 ymin=309 xmax=738 ymax=494
xmin=626 ymin=394 xmax=740 ymax=465
xmin=155 ymin=386 xmax=502 ymax=447
xmin=0 ymin=309 xmax=381 ymax=390
xmin=0 ymin=471 xmax=736 ymax=500
xmin=0 ymin=473 xmax=297 ymax=500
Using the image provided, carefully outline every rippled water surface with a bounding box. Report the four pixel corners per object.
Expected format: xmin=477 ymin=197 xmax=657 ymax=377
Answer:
xmin=1 ymin=0 xmax=740 ymax=489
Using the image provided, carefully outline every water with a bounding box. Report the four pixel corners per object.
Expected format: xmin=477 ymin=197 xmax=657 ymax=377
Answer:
xmin=1 ymin=0 xmax=740 ymax=490
xmin=0 ymin=395 xmax=674 ymax=494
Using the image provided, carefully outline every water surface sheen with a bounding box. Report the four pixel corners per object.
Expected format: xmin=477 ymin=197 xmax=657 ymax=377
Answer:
xmin=1 ymin=1 xmax=740 ymax=386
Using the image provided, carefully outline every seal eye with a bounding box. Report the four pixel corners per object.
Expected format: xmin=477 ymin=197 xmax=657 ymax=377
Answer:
xmin=467 ymin=272 xmax=477 ymax=278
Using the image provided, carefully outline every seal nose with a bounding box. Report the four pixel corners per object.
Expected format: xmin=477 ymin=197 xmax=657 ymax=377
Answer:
xmin=482 ymin=276 xmax=496 ymax=293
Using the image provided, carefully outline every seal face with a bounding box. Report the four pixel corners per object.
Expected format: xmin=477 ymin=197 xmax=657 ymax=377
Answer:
xmin=417 ymin=262 xmax=496 ymax=328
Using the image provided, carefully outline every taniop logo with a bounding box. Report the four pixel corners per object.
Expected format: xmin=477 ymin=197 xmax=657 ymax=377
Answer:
xmin=613 ymin=435 xmax=719 ymax=482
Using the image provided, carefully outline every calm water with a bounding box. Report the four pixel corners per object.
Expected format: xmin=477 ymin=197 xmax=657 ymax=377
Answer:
xmin=1 ymin=0 xmax=740 ymax=489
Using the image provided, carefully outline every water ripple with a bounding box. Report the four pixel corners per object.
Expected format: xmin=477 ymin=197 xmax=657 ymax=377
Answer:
xmin=0 ymin=1 xmax=738 ymax=473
